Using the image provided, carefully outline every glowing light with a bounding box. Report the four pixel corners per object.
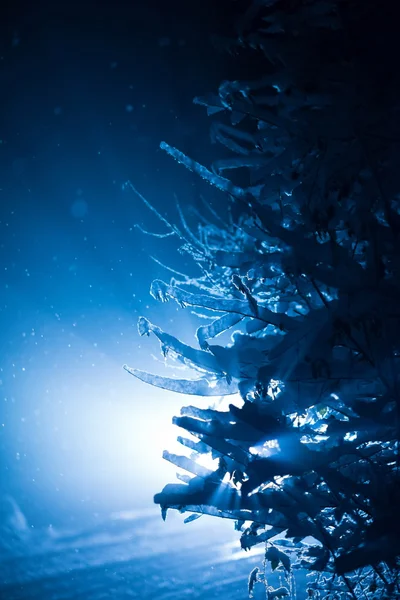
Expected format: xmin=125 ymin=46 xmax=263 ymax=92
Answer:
xmin=267 ymin=379 xmax=283 ymax=399
xmin=316 ymin=423 xmax=328 ymax=434
xmin=196 ymin=453 xmax=219 ymax=471
xmin=250 ymin=438 xmax=280 ymax=458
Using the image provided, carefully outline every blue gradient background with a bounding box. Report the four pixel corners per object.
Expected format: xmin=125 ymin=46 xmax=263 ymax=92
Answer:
xmin=0 ymin=0 xmax=238 ymax=528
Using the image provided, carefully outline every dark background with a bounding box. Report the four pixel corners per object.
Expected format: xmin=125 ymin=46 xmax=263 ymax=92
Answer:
xmin=0 ymin=0 xmax=244 ymax=529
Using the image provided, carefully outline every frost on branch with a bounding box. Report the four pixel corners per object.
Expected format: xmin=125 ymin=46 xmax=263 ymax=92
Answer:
xmin=123 ymin=365 xmax=238 ymax=396
xmin=160 ymin=141 xmax=247 ymax=200
xmin=126 ymin=0 xmax=400 ymax=597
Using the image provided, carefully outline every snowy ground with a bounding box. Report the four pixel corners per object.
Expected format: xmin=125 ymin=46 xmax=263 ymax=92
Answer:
xmin=0 ymin=507 xmax=274 ymax=600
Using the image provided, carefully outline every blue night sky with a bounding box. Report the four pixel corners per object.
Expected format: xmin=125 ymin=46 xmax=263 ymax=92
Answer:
xmin=0 ymin=0 xmax=239 ymax=528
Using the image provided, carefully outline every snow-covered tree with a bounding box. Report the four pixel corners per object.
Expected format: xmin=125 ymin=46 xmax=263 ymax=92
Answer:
xmin=125 ymin=1 xmax=400 ymax=597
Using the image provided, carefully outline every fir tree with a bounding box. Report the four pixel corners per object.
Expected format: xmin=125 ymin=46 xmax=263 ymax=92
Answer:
xmin=125 ymin=1 xmax=400 ymax=597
